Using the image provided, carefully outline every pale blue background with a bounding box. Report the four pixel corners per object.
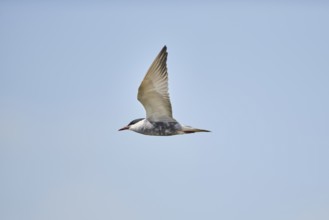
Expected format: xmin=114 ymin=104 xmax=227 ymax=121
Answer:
xmin=1 ymin=1 xmax=329 ymax=220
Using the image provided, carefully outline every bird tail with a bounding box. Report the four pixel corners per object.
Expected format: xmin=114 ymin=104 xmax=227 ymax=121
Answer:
xmin=181 ymin=126 xmax=211 ymax=134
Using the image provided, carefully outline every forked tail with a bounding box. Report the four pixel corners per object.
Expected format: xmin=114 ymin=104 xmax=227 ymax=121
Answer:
xmin=181 ymin=126 xmax=211 ymax=134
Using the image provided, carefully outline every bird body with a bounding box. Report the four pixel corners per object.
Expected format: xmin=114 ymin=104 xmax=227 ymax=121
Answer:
xmin=119 ymin=46 xmax=210 ymax=136
xmin=128 ymin=119 xmax=182 ymax=136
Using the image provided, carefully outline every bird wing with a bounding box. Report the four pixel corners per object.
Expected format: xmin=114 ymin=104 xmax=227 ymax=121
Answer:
xmin=137 ymin=46 xmax=173 ymax=121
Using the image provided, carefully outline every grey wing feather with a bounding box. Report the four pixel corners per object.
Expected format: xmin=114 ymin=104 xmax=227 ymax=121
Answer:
xmin=137 ymin=46 xmax=173 ymax=121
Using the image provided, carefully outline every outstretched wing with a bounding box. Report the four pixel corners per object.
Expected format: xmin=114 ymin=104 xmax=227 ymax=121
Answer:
xmin=137 ymin=46 xmax=173 ymax=121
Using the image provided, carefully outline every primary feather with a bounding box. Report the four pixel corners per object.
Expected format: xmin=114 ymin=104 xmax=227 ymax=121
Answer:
xmin=137 ymin=46 xmax=173 ymax=121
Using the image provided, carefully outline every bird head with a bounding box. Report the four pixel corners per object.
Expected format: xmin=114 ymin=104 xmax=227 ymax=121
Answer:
xmin=118 ymin=118 xmax=145 ymax=131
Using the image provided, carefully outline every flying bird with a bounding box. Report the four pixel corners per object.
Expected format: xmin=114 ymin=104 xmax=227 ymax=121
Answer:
xmin=119 ymin=46 xmax=210 ymax=136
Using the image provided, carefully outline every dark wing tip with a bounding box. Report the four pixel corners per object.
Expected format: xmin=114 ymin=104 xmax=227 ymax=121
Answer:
xmin=161 ymin=45 xmax=167 ymax=53
xmin=156 ymin=45 xmax=168 ymax=68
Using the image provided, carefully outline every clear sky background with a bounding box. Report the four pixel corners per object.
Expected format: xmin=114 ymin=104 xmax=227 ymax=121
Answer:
xmin=1 ymin=1 xmax=329 ymax=220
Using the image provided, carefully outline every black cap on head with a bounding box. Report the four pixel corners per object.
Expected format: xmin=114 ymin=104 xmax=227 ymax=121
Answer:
xmin=128 ymin=118 xmax=144 ymax=126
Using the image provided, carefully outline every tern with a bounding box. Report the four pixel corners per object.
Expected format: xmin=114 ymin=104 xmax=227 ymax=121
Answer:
xmin=119 ymin=46 xmax=210 ymax=136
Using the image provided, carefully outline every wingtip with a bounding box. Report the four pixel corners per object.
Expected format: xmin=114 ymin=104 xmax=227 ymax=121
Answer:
xmin=162 ymin=45 xmax=167 ymax=52
xmin=157 ymin=45 xmax=168 ymax=59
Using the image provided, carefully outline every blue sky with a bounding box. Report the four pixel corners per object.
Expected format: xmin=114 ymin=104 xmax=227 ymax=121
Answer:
xmin=1 ymin=1 xmax=329 ymax=220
